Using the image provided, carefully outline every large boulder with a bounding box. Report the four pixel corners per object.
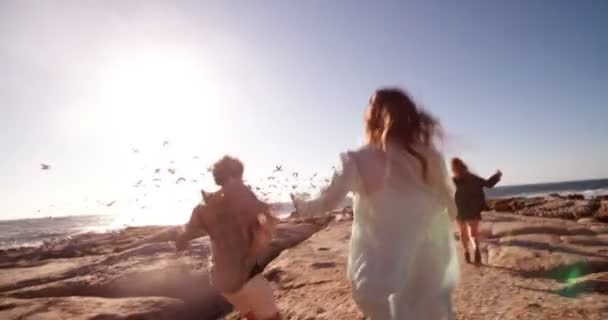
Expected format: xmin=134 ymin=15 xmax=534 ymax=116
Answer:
xmin=518 ymin=199 xmax=599 ymax=220
xmin=488 ymin=198 xmax=516 ymax=212
xmin=596 ymin=200 xmax=608 ymax=222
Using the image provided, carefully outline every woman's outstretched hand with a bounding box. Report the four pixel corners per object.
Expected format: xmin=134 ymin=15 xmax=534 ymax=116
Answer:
xmin=496 ymin=170 xmax=503 ymax=179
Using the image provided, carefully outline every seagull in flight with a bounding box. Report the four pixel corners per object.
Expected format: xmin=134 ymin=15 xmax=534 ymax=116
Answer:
xmin=167 ymin=168 xmax=176 ymax=175
xmin=273 ymin=165 xmax=283 ymax=173
xmin=154 ymin=168 xmax=161 ymax=174
xmin=176 ymin=177 xmax=186 ymax=184
xmin=132 ymin=148 xmax=140 ymax=154
xmin=106 ymin=200 xmax=117 ymax=207
xmin=40 ymin=164 xmax=51 ymax=170
xmin=162 ymin=140 xmax=170 ymax=147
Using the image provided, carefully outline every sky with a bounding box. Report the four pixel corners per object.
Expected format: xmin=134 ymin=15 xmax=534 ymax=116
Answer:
xmin=1 ymin=0 xmax=607 ymax=221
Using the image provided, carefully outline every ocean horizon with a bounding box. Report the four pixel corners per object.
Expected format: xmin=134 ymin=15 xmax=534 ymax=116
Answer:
xmin=2 ymin=178 xmax=607 ymax=249
xmin=486 ymin=177 xmax=608 ymax=198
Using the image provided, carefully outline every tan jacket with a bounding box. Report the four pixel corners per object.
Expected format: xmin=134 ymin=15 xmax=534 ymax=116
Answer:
xmin=187 ymin=181 xmax=272 ymax=293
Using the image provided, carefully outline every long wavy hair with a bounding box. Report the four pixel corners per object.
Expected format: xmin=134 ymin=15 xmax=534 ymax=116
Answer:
xmin=364 ymin=87 xmax=441 ymax=180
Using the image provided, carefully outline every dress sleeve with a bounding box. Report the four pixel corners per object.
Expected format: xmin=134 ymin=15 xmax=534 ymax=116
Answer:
xmin=435 ymin=156 xmax=458 ymax=220
xmin=295 ymin=153 xmax=358 ymax=216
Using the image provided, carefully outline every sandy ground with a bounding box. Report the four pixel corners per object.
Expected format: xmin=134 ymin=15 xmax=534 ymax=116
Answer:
xmin=227 ymin=212 xmax=608 ymax=320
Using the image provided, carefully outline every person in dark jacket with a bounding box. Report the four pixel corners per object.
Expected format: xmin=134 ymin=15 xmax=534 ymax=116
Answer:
xmin=451 ymin=158 xmax=502 ymax=265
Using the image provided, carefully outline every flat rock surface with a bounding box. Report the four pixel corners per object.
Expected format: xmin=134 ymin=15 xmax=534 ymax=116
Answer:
xmin=0 ymin=220 xmax=327 ymax=320
xmin=225 ymin=212 xmax=608 ymax=320
xmin=3 ymin=211 xmax=608 ymax=319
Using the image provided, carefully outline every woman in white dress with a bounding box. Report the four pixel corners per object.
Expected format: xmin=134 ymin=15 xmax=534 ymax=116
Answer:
xmin=291 ymin=88 xmax=459 ymax=320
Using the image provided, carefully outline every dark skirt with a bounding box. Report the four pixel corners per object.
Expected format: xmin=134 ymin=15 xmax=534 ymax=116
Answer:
xmin=456 ymin=209 xmax=482 ymax=221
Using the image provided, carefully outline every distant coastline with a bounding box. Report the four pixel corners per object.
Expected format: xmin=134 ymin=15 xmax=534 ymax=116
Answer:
xmin=486 ymin=178 xmax=608 ymax=199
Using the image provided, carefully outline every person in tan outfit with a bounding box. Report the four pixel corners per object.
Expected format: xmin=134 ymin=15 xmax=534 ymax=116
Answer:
xmin=176 ymin=156 xmax=281 ymax=320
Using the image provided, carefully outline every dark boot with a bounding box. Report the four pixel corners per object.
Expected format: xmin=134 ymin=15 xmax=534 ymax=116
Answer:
xmin=464 ymin=251 xmax=471 ymax=264
xmin=474 ymin=247 xmax=482 ymax=265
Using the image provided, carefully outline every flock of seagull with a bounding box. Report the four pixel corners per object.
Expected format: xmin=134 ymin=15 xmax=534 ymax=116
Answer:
xmin=39 ymin=140 xmax=335 ymax=212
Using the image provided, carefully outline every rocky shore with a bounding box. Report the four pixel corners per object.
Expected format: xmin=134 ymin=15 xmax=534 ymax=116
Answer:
xmin=487 ymin=194 xmax=608 ymax=222
xmin=1 ymin=195 xmax=607 ymax=319
xmin=0 ymin=216 xmax=332 ymax=320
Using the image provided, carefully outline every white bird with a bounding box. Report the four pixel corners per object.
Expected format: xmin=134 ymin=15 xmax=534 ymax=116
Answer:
xmin=40 ymin=164 xmax=51 ymax=170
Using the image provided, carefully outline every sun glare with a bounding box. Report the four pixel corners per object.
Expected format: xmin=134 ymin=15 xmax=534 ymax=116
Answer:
xmin=96 ymin=52 xmax=225 ymax=143
xmin=90 ymin=51 xmax=231 ymax=225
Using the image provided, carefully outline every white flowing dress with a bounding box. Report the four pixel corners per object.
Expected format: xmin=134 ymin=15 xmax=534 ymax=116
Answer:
xmin=296 ymin=143 xmax=459 ymax=320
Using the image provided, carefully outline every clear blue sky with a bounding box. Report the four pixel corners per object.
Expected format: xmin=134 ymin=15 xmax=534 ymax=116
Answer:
xmin=1 ymin=0 xmax=606 ymax=221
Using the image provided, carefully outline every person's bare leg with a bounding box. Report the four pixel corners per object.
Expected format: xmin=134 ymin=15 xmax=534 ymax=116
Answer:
xmin=469 ymin=220 xmax=481 ymax=265
xmin=243 ymin=312 xmax=256 ymax=320
xmin=239 ymin=274 xmax=280 ymax=320
xmin=457 ymin=221 xmax=471 ymax=263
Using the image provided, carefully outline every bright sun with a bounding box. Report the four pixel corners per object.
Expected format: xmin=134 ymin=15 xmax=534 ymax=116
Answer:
xmin=96 ymin=51 xmax=225 ymax=143
xmin=91 ymin=51 xmax=229 ymax=226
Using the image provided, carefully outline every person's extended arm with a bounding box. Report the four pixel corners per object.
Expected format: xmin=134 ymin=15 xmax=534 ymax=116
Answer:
xmin=482 ymin=171 xmax=502 ymax=188
xmin=291 ymin=153 xmax=357 ymax=216
xmin=176 ymin=205 xmax=207 ymax=252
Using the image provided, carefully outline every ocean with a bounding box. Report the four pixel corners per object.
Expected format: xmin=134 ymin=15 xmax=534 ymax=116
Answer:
xmin=2 ymin=178 xmax=607 ymax=250
xmin=486 ymin=178 xmax=608 ymax=199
